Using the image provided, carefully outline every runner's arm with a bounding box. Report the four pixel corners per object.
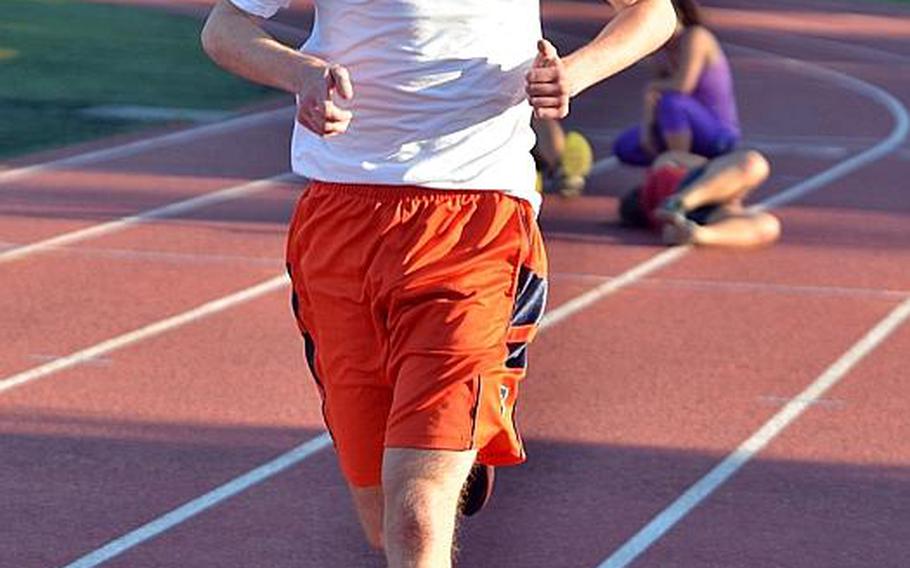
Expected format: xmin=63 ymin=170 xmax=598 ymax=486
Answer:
xmin=563 ymin=0 xmax=677 ymax=97
xmin=201 ymin=0 xmax=353 ymax=136
xmin=201 ymin=0 xmax=324 ymax=94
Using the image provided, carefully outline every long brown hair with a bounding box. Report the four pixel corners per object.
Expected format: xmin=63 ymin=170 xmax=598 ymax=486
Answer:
xmin=671 ymin=0 xmax=704 ymax=27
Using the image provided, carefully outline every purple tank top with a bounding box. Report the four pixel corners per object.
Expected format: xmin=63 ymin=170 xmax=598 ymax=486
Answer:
xmin=693 ymin=53 xmax=740 ymax=135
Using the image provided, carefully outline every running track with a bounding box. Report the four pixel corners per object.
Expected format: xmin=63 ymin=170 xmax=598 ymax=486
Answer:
xmin=2 ymin=1 xmax=909 ymax=566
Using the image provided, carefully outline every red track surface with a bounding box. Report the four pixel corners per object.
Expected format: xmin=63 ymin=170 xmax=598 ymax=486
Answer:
xmin=2 ymin=1 xmax=909 ymax=566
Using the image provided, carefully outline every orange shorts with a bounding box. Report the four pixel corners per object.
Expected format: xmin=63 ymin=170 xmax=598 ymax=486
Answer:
xmin=285 ymin=182 xmax=548 ymax=487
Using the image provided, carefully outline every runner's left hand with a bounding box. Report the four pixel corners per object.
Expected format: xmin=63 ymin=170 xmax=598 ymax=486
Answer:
xmin=526 ymin=39 xmax=570 ymax=119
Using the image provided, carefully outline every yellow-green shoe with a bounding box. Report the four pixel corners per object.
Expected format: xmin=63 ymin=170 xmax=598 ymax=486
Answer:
xmin=557 ymin=131 xmax=594 ymax=198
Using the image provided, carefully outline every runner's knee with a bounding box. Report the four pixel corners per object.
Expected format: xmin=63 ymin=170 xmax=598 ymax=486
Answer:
xmin=381 ymin=448 xmax=472 ymax=545
xmin=383 ymin=480 xmax=436 ymax=543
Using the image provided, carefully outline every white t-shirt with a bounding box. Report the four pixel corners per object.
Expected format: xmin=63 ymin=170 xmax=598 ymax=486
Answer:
xmin=229 ymin=0 xmax=542 ymax=209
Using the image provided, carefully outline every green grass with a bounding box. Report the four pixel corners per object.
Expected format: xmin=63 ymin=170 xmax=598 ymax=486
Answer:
xmin=0 ymin=0 xmax=278 ymax=159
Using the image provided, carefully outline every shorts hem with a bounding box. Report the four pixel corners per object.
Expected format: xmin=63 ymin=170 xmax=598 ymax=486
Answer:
xmin=345 ymin=471 xmax=383 ymax=488
xmin=477 ymin=447 xmax=526 ymax=466
xmin=384 ymin=434 xmax=474 ymax=452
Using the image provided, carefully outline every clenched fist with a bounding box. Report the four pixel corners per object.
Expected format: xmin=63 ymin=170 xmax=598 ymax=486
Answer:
xmin=525 ymin=39 xmax=570 ymax=119
xmin=296 ymin=63 xmax=354 ymax=137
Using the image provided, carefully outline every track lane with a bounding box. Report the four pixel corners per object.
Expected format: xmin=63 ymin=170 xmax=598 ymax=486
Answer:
xmin=61 ymin=279 xmax=902 ymax=568
xmin=0 ymin=110 xmax=292 ymax=251
xmin=0 ymin=181 xmax=300 ymax=380
xmin=632 ymin=309 xmax=910 ymax=568
xmin=1 ymin=2 xmax=910 ymax=564
xmin=0 ymin=292 xmax=323 ymax=568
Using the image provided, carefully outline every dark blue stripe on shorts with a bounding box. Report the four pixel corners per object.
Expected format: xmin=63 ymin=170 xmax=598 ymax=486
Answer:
xmin=505 ymin=266 xmax=548 ymax=371
xmin=512 ymin=265 xmax=548 ymax=328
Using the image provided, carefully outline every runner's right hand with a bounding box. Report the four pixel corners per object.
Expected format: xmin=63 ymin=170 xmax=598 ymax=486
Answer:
xmin=296 ymin=63 xmax=353 ymax=137
xmin=526 ymin=39 xmax=570 ymax=119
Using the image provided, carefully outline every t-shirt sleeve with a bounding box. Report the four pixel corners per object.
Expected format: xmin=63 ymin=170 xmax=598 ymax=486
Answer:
xmin=228 ymin=0 xmax=290 ymax=19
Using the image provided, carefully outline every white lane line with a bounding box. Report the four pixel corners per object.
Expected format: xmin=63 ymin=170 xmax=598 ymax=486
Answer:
xmin=729 ymin=44 xmax=910 ymax=211
xmin=0 ymin=173 xmax=297 ymax=265
xmin=598 ymin=296 xmax=910 ymax=568
xmin=79 ymin=105 xmax=233 ymax=123
xmin=0 ymin=107 xmax=293 ymax=186
xmin=541 ymin=247 xmax=689 ymax=328
xmin=756 ymin=394 xmax=845 ymax=409
xmin=582 ymin=128 xmax=894 ymax=148
xmin=591 ymin=42 xmax=910 ymax=567
xmin=550 ymin=272 xmax=910 ymax=301
xmin=62 ymin=433 xmax=333 ymax=568
xmin=545 ymin=231 xmax=617 ymax=245
xmin=29 ymin=353 xmax=112 ymax=368
xmin=771 ymin=30 xmax=910 ymax=66
xmin=0 ymin=275 xmax=288 ymax=395
xmin=584 ymin=132 xmax=857 ymax=160
xmin=591 ymin=155 xmax=620 ymax=175
xmin=0 ymin=244 xmax=282 ymax=267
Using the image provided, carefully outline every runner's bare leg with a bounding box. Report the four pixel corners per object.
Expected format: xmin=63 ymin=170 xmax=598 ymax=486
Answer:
xmin=382 ymin=448 xmax=476 ymax=567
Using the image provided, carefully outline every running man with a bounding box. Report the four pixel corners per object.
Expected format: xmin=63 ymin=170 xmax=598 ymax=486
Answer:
xmin=618 ymin=149 xmax=781 ymax=247
xmin=201 ymin=1 xmax=676 ymax=565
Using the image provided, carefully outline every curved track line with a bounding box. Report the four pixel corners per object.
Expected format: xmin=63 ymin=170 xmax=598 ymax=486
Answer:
xmin=0 ymin=173 xmax=296 ymax=265
xmin=730 ymin=43 xmax=910 ymax=211
xmin=0 ymin=108 xmax=292 ymax=186
xmin=21 ymin=33 xmax=910 ymax=568
xmin=594 ymin=44 xmax=910 ymax=568
xmin=542 ymin=31 xmax=909 ymax=329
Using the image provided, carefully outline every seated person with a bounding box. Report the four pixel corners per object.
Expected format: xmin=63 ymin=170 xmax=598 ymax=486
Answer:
xmin=532 ymin=116 xmax=594 ymax=197
xmin=613 ymin=0 xmax=740 ymax=166
xmin=618 ymin=150 xmax=781 ymax=247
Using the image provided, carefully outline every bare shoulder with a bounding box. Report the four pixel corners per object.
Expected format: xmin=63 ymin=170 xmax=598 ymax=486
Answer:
xmin=682 ymin=26 xmax=716 ymax=48
xmin=681 ymin=25 xmax=722 ymax=59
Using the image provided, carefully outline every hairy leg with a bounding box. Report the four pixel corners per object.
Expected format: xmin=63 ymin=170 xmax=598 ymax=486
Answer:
xmin=677 ymin=150 xmax=770 ymax=211
xmin=532 ymin=116 xmax=566 ymax=171
xmin=350 ymin=484 xmax=385 ymax=550
xmin=382 ymin=448 xmax=476 ymax=568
